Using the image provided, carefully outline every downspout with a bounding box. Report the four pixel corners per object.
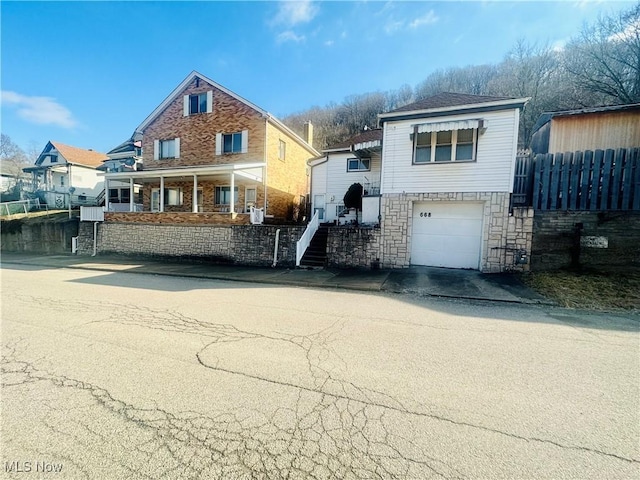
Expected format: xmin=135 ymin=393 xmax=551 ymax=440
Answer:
xmin=92 ymin=221 xmax=98 ymax=257
xmin=272 ymin=228 xmax=281 ymax=267
xmin=264 ymin=117 xmax=269 ymax=216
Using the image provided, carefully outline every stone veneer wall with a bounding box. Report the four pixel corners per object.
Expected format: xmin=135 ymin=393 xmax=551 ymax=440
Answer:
xmin=326 ymin=226 xmax=382 ymax=269
xmin=380 ymin=192 xmax=533 ymax=272
xmin=77 ymin=222 xmax=304 ymax=267
xmin=531 ymin=211 xmax=640 ymax=271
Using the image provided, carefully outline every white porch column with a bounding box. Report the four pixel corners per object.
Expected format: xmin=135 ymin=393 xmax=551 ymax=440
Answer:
xmin=129 ymin=177 xmax=134 ymax=212
xmin=104 ymin=178 xmax=109 ymax=210
xmin=230 ymin=172 xmax=235 ymax=214
xmin=192 ymin=175 xmax=198 ymax=213
xmin=159 ymin=176 xmax=165 ymax=213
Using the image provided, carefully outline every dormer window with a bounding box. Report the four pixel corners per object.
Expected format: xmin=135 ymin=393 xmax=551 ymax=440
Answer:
xmin=49 ymin=154 xmax=58 ymax=163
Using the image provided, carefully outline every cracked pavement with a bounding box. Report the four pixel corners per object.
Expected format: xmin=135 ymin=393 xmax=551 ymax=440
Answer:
xmin=1 ymin=265 xmax=639 ymax=479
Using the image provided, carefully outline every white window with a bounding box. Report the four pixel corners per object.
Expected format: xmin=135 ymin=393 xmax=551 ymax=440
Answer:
xmin=215 ymin=186 xmax=239 ymax=205
xmin=165 ymin=188 xmax=183 ymax=206
xmin=215 ymin=131 xmax=248 ymax=155
xmin=347 ymin=157 xmax=371 ymax=172
xmin=154 ymin=138 xmax=180 ymax=160
xmin=279 ymin=140 xmax=286 ymax=161
xmin=414 ymin=128 xmax=477 ymax=164
xmin=183 ymin=91 xmax=212 ymax=116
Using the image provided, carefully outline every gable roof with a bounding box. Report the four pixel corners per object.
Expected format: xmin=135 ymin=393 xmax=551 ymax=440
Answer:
xmin=379 ymin=92 xmax=530 ymax=124
xmin=135 ymin=70 xmax=319 ymax=156
xmin=325 ymin=129 xmax=383 ymax=151
xmin=45 ymin=141 xmax=108 ymax=168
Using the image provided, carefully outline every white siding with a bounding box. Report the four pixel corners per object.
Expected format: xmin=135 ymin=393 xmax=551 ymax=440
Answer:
xmin=381 ymin=109 xmax=519 ymax=194
xmin=311 ymin=152 xmax=382 ymax=223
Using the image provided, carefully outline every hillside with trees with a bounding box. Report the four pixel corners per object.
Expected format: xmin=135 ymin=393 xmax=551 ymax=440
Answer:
xmin=284 ymin=3 xmax=640 ymax=150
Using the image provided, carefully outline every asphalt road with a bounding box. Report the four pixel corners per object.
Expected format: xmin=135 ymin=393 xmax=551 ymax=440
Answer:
xmin=1 ymin=264 xmax=638 ymax=479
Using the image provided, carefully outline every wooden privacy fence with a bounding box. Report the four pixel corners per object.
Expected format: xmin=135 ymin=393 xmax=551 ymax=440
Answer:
xmin=530 ymin=148 xmax=640 ymax=211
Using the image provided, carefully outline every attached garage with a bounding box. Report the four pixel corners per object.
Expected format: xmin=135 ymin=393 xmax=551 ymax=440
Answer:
xmin=411 ymin=202 xmax=484 ymax=269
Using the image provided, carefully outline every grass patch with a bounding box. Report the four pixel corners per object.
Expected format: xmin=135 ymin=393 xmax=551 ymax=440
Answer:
xmin=521 ymin=269 xmax=640 ymax=311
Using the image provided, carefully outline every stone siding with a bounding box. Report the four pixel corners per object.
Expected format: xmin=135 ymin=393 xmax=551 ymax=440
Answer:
xmin=380 ymin=192 xmax=533 ymax=272
xmin=78 ymin=222 xmax=304 ymax=267
xmin=326 ymin=226 xmax=382 ymax=269
xmin=531 ymin=211 xmax=640 ymax=270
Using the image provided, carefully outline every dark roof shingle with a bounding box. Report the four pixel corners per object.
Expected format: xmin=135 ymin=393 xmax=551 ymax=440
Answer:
xmin=388 ymin=92 xmax=514 ymax=114
xmin=325 ymin=129 xmax=383 ymax=150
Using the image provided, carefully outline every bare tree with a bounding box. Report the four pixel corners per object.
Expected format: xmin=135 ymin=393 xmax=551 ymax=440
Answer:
xmin=565 ymin=3 xmax=640 ymax=104
xmin=0 ymin=134 xmax=29 ymax=176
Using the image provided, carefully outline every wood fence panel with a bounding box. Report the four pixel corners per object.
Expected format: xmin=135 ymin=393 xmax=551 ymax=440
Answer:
xmin=590 ymin=150 xmax=602 ymax=210
xmin=550 ymin=153 xmax=562 ymax=210
xmin=601 ymin=149 xmax=614 ymax=210
xmin=578 ymin=151 xmax=590 ymax=210
xmin=569 ymin=153 xmax=581 ymax=210
xmin=611 ymin=149 xmax=624 ymax=210
xmin=622 ymin=149 xmax=632 ymax=209
xmin=532 ymin=154 xmax=543 ymax=209
xmin=633 ymin=148 xmax=640 ymax=210
xmin=561 ymin=152 xmax=572 ymax=210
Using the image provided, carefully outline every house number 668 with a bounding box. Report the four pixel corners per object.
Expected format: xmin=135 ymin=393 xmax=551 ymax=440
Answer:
xmin=419 ymin=212 xmax=431 ymax=217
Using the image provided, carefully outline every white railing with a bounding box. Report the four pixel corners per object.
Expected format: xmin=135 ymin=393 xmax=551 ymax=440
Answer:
xmin=0 ymin=198 xmax=44 ymax=216
xmin=108 ymin=202 xmax=143 ymax=212
xmin=296 ymin=209 xmax=320 ymax=266
xmin=250 ymin=206 xmax=264 ymax=224
xmin=80 ymin=206 xmax=105 ymax=222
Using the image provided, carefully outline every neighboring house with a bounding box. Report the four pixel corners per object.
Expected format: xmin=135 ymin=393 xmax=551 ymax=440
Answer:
xmin=531 ymin=103 xmax=640 ymax=154
xmin=23 ymin=141 xmax=107 ymax=208
xmin=98 ymin=137 xmax=144 ymax=211
xmin=101 ymin=71 xmax=319 ymax=222
xmin=309 ymin=128 xmax=382 ymax=224
xmin=376 ymin=92 xmax=530 ymax=271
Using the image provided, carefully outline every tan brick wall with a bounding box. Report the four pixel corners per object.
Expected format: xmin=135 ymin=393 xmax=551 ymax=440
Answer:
xmin=105 ymin=212 xmax=250 ymax=225
xmin=265 ymin=122 xmax=312 ymax=219
xmin=142 ymin=78 xmax=266 ymax=169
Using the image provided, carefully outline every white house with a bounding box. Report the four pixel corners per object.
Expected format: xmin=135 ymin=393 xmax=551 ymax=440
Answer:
xmin=377 ymin=92 xmax=530 ymax=271
xmin=309 ymin=128 xmax=382 ymax=224
xmin=23 ymin=141 xmax=107 ymax=208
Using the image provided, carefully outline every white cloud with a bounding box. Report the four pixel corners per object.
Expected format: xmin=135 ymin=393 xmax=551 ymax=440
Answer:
xmin=273 ymin=0 xmax=318 ymax=26
xmin=1 ymin=91 xmax=78 ymax=129
xmin=409 ymin=10 xmax=439 ymax=29
xmin=276 ymin=30 xmax=306 ymax=44
xmin=608 ymin=19 xmax=640 ymax=43
xmin=384 ymin=20 xmax=404 ymax=35
xmin=324 ymin=40 xmax=334 ymax=47
xmin=551 ymin=39 xmax=567 ymax=52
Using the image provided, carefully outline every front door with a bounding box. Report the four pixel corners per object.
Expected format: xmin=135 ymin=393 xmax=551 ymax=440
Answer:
xmin=151 ymin=188 xmax=160 ymax=212
xmin=313 ymin=194 xmax=325 ymax=220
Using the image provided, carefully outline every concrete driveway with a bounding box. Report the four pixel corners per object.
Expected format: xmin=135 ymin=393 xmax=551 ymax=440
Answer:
xmin=1 ymin=263 xmax=638 ymax=479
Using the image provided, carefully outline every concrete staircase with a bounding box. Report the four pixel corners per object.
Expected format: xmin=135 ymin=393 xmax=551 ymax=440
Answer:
xmin=299 ymin=224 xmax=329 ymax=268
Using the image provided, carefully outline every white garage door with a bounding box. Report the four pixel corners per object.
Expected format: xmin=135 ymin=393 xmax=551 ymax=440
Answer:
xmin=411 ymin=202 xmax=484 ymax=269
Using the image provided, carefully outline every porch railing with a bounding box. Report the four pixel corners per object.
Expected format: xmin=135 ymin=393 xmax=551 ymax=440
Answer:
xmin=296 ymin=209 xmax=320 ymax=266
xmin=80 ymin=206 xmax=105 ymax=222
xmin=108 ymin=202 xmax=143 ymax=212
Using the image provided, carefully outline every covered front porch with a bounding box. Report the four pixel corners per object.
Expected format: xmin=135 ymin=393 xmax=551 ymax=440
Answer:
xmin=102 ymin=163 xmax=266 ymax=224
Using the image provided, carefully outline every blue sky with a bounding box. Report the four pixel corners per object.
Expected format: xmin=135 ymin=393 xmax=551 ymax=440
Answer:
xmin=1 ymin=0 xmax=634 ymax=155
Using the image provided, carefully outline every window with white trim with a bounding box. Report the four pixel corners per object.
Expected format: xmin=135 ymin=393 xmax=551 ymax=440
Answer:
xmin=215 ymin=130 xmax=248 ymax=155
xmin=414 ymin=128 xmax=477 ymax=164
xmin=165 ymin=188 xmax=183 ymax=206
xmin=183 ymin=91 xmax=212 ymax=116
xmin=215 ymin=186 xmax=239 ymax=205
xmin=279 ymin=140 xmax=286 ymax=161
xmin=347 ymin=157 xmax=371 ymax=172
xmin=155 ymin=138 xmax=180 ymax=160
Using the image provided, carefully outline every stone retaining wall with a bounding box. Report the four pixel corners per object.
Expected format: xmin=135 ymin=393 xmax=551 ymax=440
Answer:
xmin=326 ymin=226 xmax=382 ymax=269
xmin=531 ymin=211 xmax=640 ymax=270
xmin=78 ymin=222 xmax=304 ymax=267
xmin=1 ymin=215 xmax=78 ymax=254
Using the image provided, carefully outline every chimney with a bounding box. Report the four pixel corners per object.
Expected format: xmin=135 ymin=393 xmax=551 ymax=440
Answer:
xmin=303 ymin=121 xmax=313 ymax=148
